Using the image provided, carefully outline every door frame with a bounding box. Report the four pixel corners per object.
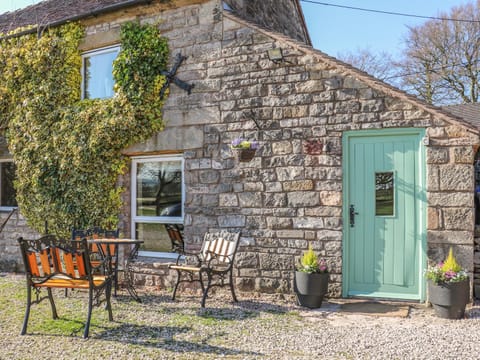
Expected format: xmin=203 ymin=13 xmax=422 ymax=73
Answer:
xmin=342 ymin=128 xmax=427 ymax=301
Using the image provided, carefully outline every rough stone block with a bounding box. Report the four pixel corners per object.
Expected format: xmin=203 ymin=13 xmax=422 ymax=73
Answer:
xmin=427 ymin=230 xmax=474 ymax=245
xmin=287 ymin=192 xmax=320 ymax=207
xmin=452 ymin=146 xmax=474 ymax=164
xmin=439 ymin=164 xmax=473 ymax=191
xmin=427 ymin=165 xmax=439 ymax=191
xmin=427 ymin=147 xmax=449 ymax=164
xmin=427 ymin=192 xmax=473 ymax=207
xmin=218 ymin=215 xmax=246 ymax=227
xmin=443 ymin=208 xmax=474 ymax=231
xmin=320 ymin=191 xmax=342 ymax=206
xmin=259 ymin=254 xmax=293 ymax=270
xmin=272 ymin=141 xmax=293 ymax=155
xmin=276 ymin=230 xmax=304 ymax=238
xmin=263 ymin=193 xmax=287 ymax=207
xmin=236 ymin=252 xmax=259 ymax=267
xmin=238 ymin=192 xmax=263 ymax=207
xmin=283 ymin=180 xmax=314 ymax=191
xmin=427 ymin=207 xmax=440 ymax=230
xmin=266 ymin=217 xmax=292 ymax=229
xmin=276 ymin=167 xmax=304 ymax=181
xmin=293 ymin=217 xmax=324 ymax=229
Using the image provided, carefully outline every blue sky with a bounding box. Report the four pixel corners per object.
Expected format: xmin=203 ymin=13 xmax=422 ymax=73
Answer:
xmin=0 ymin=0 xmax=472 ymax=60
xmin=300 ymin=0 xmax=471 ymax=58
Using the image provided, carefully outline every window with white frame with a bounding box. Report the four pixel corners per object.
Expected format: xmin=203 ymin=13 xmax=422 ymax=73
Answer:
xmin=0 ymin=161 xmax=17 ymax=209
xmin=131 ymin=155 xmax=184 ymax=257
xmin=81 ymin=45 xmax=120 ymax=99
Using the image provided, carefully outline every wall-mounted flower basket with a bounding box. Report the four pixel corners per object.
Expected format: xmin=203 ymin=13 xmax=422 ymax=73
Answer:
xmin=230 ymin=138 xmax=259 ymax=163
xmin=232 ymin=148 xmax=256 ymax=162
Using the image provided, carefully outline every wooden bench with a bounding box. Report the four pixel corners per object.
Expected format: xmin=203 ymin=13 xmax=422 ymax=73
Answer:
xmin=17 ymin=235 xmax=113 ymax=338
xmin=169 ymin=230 xmax=241 ymax=307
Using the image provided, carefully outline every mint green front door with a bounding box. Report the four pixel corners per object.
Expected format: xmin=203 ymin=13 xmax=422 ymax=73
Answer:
xmin=343 ymin=129 xmax=426 ymax=300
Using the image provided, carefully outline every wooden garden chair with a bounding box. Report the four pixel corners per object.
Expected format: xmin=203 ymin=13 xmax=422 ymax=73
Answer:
xmin=169 ymin=230 xmax=241 ymax=307
xmin=17 ymin=235 xmax=113 ymax=338
xmin=72 ymin=227 xmax=120 ymax=295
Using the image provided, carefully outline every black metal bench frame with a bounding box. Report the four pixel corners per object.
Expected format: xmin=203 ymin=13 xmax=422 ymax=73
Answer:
xmin=169 ymin=230 xmax=241 ymax=307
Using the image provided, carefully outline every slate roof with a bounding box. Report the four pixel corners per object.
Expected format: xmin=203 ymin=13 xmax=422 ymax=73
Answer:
xmin=442 ymin=103 xmax=480 ymax=130
xmin=0 ymin=0 xmax=141 ymax=34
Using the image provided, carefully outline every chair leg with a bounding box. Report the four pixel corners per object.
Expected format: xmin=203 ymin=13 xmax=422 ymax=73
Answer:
xmin=172 ymin=269 xmax=181 ymax=300
xmin=229 ymin=270 xmax=238 ymax=303
xmin=47 ymin=288 xmax=58 ymax=319
xmin=114 ymin=248 xmax=119 ymax=296
xmin=201 ymin=273 xmax=212 ymax=308
xmin=20 ymin=286 xmax=32 ymax=335
xmin=113 ymin=267 xmax=118 ymax=297
xmin=198 ymin=272 xmax=205 ymax=293
xmin=105 ymin=282 xmax=113 ymax=322
xmin=84 ymin=289 xmax=94 ymax=339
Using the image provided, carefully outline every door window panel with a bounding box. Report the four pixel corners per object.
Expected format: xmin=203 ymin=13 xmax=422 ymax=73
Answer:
xmin=375 ymin=172 xmax=394 ymax=216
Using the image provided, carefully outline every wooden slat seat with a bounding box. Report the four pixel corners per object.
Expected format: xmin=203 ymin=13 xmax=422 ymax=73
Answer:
xmin=33 ymin=276 xmax=108 ymax=289
xmin=17 ymin=235 xmax=113 ymax=338
xmin=169 ymin=230 xmax=241 ymax=307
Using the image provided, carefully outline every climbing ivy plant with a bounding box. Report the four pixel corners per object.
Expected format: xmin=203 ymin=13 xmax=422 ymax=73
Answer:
xmin=0 ymin=21 xmax=169 ymax=237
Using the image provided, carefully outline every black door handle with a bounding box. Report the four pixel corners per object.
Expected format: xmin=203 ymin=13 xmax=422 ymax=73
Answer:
xmin=350 ymin=204 xmax=359 ymax=227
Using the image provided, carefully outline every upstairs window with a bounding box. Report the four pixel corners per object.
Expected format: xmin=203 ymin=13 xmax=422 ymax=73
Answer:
xmin=81 ymin=45 xmax=119 ymax=99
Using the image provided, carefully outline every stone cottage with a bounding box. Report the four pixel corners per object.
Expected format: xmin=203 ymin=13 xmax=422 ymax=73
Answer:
xmin=0 ymin=0 xmax=478 ymax=302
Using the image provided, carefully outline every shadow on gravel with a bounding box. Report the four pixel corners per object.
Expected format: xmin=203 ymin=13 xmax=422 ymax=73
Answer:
xmin=96 ymin=323 xmax=260 ymax=357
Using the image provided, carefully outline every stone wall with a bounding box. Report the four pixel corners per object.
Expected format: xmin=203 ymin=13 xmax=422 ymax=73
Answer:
xmin=223 ymin=0 xmax=310 ymax=44
xmin=1 ymin=0 xmax=478 ymax=300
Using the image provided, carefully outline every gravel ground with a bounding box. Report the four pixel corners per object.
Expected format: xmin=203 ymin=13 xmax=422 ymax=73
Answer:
xmin=1 ymin=273 xmax=480 ymax=359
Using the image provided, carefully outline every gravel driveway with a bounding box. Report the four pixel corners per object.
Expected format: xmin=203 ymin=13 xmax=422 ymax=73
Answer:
xmin=1 ymin=273 xmax=480 ymax=359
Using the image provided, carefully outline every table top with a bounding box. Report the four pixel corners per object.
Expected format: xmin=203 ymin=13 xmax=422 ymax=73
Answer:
xmin=88 ymin=238 xmax=144 ymax=245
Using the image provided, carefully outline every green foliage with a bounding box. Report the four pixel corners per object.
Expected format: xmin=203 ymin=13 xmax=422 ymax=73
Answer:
xmin=441 ymin=247 xmax=462 ymax=273
xmin=0 ymin=21 xmax=169 ymax=236
xmin=297 ymin=244 xmax=329 ymax=274
xmin=425 ymin=247 xmax=468 ymax=284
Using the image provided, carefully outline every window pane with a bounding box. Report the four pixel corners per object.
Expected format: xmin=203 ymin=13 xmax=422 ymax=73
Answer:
xmin=375 ymin=172 xmax=394 ymax=216
xmin=1 ymin=162 xmax=16 ymax=207
xmin=136 ymin=223 xmax=172 ymax=252
xmin=83 ymin=49 xmax=118 ymax=99
xmin=136 ymin=160 xmax=182 ymax=217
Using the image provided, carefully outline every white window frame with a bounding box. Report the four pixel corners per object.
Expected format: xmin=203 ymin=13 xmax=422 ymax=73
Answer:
xmin=81 ymin=45 xmax=120 ymax=100
xmin=0 ymin=159 xmax=17 ymax=211
xmin=131 ymin=155 xmax=185 ymax=258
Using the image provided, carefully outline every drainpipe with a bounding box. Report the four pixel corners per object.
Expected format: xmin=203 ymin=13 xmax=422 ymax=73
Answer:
xmin=0 ymin=0 xmax=153 ymax=41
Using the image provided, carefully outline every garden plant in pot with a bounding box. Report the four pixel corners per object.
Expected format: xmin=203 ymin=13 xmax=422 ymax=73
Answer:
xmin=230 ymin=138 xmax=258 ymax=162
xmin=294 ymin=245 xmax=329 ymax=308
xmin=425 ymin=248 xmax=470 ymax=319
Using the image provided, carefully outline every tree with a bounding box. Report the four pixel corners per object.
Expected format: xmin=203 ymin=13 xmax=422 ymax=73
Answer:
xmin=337 ymin=47 xmax=398 ymax=85
xmin=398 ymin=1 xmax=480 ymax=105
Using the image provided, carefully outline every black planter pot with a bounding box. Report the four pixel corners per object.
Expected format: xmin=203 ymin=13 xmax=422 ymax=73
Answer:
xmin=294 ymin=271 xmax=329 ymax=308
xmin=428 ymin=279 xmax=470 ymax=319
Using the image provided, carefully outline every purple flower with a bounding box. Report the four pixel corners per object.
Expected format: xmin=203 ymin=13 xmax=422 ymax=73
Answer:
xmin=250 ymin=140 xmax=259 ymax=149
xmin=444 ymin=270 xmax=456 ymax=279
xmin=231 ymin=138 xmax=243 ymax=147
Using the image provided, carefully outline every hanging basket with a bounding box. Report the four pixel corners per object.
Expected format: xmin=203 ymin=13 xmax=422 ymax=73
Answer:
xmin=232 ymin=148 xmax=256 ymax=162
